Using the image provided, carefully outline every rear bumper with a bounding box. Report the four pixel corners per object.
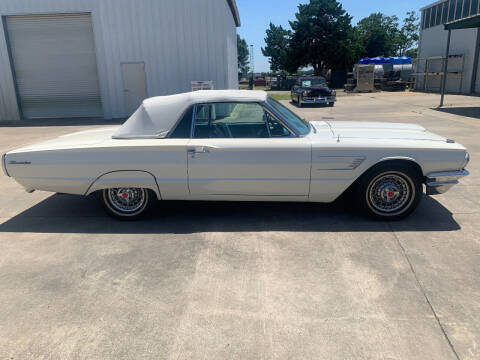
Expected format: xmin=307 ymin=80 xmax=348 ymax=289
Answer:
xmin=426 ymin=170 xmax=469 ymax=195
xmin=1 ymin=154 xmax=9 ymax=177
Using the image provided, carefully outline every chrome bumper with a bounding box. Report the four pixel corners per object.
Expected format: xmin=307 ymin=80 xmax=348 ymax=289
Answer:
xmin=302 ymin=97 xmax=336 ymax=104
xmin=426 ymin=170 xmax=469 ymax=195
xmin=1 ymin=154 xmax=9 ymax=177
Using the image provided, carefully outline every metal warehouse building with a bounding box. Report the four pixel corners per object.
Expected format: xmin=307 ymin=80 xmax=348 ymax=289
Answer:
xmin=417 ymin=0 xmax=480 ymax=94
xmin=0 ymin=0 xmax=240 ymax=121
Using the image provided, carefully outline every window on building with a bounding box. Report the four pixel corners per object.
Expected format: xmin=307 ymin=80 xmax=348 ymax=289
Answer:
xmin=442 ymin=1 xmax=449 ymax=23
xmin=449 ymin=0 xmax=456 ymax=21
xmin=425 ymin=7 xmax=432 ymax=28
xmin=455 ymin=0 xmax=463 ymax=20
xmin=463 ymin=0 xmax=472 ymax=17
xmin=472 ymin=0 xmax=479 ymax=15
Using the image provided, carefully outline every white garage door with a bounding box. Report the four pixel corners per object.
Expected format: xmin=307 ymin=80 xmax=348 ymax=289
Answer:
xmin=6 ymin=13 xmax=103 ymax=119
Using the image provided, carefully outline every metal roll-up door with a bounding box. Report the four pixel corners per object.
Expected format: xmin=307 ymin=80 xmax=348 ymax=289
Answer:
xmin=6 ymin=13 xmax=103 ymax=119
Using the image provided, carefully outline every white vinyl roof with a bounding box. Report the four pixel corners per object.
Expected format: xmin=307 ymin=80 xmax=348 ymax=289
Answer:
xmin=112 ymin=90 xmax=268 ymax=139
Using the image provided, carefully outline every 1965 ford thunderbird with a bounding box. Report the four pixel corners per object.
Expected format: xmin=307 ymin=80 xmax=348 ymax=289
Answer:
xmin=2 ymin=90 xmax=470 ymax=221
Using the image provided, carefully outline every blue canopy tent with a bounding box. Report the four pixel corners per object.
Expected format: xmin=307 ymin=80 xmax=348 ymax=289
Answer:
xmin=359 ymin=57 xmax=412 ymax=65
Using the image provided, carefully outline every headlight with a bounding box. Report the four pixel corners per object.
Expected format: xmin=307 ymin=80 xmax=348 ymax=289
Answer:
xmin=331 ymin=90 xmax=336 ymax=96
xmin=303 ymin=90 xmax=310 ymax=96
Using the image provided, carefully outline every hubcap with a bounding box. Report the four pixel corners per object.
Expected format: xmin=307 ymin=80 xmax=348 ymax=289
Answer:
xmin=368 ymin=173 xmax=412 ymax=214
xmin=107 ymin=188 xmax=146 ymax=214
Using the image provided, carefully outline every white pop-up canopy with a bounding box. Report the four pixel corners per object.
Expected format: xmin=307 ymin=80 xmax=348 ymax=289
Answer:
xmin=112 ymin=90 xmax=267 ymax=139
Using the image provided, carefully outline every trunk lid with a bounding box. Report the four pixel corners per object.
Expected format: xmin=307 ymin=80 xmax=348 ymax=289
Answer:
xmin=8 ymin=127 xmax=121 ymax=154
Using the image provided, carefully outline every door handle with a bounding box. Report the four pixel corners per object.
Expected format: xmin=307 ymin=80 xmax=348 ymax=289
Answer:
xmin=187 ymin=147 xmax=210 ymax=157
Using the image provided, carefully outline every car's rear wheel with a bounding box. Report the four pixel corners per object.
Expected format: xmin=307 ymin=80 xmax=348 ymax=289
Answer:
xmin=100 ymin=188 xmax=154 ymax=220
xmin=355 ymin=163 xmax=422 ymax=220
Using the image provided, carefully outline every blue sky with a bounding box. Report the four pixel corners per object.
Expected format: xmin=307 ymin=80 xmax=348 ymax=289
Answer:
xmin=236 ymin=0 xmax=433 ymax=72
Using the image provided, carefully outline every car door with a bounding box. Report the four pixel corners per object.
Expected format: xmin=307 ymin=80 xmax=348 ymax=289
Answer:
xmin=187 ymin=102 xmax=311 ymax=199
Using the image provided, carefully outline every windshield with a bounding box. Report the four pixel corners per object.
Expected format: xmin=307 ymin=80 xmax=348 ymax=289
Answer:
xmin=301 ymin=78 xmax=326 ymax=87
xmin=266 ymin=97 xmax=310 ymax=136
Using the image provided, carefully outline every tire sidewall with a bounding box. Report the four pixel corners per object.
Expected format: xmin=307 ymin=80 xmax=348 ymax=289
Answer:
xmin=357 ymin=164 xmax=422 ymax=221
xmin=101 ymin=188 xmax=154 ymax=220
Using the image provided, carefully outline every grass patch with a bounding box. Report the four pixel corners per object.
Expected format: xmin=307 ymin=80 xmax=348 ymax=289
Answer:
xmin=268 ymin=93 xmax=291 ymax=101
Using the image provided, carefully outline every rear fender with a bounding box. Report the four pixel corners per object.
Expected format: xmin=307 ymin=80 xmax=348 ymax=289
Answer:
xmin=85 ymin=171 xmax=162 ymax=199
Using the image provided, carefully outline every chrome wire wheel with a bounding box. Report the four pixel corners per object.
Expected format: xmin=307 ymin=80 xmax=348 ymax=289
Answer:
xmin=366 ymin=171 xmax=415 ymax=216
xmin=104 ymin=188 xmax=148 ymax=216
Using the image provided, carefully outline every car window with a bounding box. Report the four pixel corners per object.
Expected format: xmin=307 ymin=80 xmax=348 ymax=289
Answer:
xmin=169 ymin=106 xmax=194 ymax=138
xmin=266 ymin=112 xmax=291 ymax=137
xmin=193 ymin=103 xmax=275 ymax=139
xmin=266 ymin=97 xmax=310 ymax=136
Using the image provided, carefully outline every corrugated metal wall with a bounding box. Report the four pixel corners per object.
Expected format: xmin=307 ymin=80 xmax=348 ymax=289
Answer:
xmin=417 ymin=21 xmax=477 ymax=93
xmin=0 ymin=0 xmax=239 ymax=121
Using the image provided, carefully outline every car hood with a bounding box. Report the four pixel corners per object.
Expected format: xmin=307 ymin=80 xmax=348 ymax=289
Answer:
xmin=8 ymin=127 xmax=121 ymax=153
xmin=313 ymin=121 xmax=448 ymax=142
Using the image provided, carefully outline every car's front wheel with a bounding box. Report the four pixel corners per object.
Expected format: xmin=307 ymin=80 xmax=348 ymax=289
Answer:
xmin=100 ymin=188 xmax=154 ymax=220
xmin=298 ymin=95 xmax=303 ymax=107
xmin=355 ymin=163 xmax=422 ymax=220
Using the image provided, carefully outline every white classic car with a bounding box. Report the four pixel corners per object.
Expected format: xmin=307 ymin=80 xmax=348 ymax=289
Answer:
xmin=2 ymin=90 xmax=470 ymax=220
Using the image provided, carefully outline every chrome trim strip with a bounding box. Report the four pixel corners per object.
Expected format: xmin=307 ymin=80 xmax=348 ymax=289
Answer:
xmin=1 ymin=154 xmax=10 ymax=177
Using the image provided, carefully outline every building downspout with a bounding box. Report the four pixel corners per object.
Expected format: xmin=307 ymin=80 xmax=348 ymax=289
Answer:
xmin=470 ymin=27 xmax=480 ymax=94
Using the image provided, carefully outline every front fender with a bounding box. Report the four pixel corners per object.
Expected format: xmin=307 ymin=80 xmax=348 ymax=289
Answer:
xmin=85 ymin=171 xmax=162 ymax=199
xmin=376 ymin=156 xmax=424 ymax=175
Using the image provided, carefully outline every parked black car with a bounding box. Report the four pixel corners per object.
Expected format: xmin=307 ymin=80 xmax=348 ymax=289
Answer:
xmin=291 ymin=76 xmax=336 ymax=107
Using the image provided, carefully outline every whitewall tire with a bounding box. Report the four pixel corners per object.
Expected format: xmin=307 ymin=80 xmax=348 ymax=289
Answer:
xmin=100 ymin=188 xmax=154 ymax=220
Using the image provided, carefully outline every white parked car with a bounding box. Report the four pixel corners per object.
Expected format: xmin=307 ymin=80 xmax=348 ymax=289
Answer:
xmin=2 ymin=90 xmax=470 ymax=220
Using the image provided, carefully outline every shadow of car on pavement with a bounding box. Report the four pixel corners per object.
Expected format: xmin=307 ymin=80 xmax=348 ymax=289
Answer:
xmin=433 ymin=107 xmax=480 ymax=120
xmin=0 ymin=193 xmax=460 ymax=234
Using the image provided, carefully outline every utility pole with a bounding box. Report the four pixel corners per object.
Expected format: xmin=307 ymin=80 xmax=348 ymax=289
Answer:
xmin=249 ymin=45 xmax=254 ymax=90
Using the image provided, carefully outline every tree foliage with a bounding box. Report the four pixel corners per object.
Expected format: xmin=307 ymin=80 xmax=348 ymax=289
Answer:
xmin=289 ymin=0 xmax=354 ymax=73
xmin=356 ymin=13 xmax=400 ymax=58
xmin=397 ymin=11 xmax=420 ymax=56
xmin=260 ymin=1 xmax=420 ymax=74
xmin=237 ymin=35 xmax=250 ymax=77
xmin=261 ymin=23 xmax=291 ymax=73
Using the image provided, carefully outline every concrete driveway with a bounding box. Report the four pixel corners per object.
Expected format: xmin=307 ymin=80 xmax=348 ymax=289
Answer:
xmin=0 ymin=92 xmax=479 ymax=360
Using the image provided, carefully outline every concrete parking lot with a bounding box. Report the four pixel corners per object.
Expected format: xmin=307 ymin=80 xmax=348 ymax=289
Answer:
xmin=0 ymin=91 xmax=479 ymax=359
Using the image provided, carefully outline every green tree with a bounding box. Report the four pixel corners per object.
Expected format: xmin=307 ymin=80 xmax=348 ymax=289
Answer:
xmin=356 ymin=13 xmax=400 ymax=58
xmin=261 ymin=23 xmax=292 ymax=73
xmin=237 ymin=35 xmax=250 ymax=77
xmin=405 ymin=48 xmax=418 ymax=58
xmin=397 ymin=11 xmax=420 ymax=56
xmin=288 ymin=0 xmax=355 ymax=74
